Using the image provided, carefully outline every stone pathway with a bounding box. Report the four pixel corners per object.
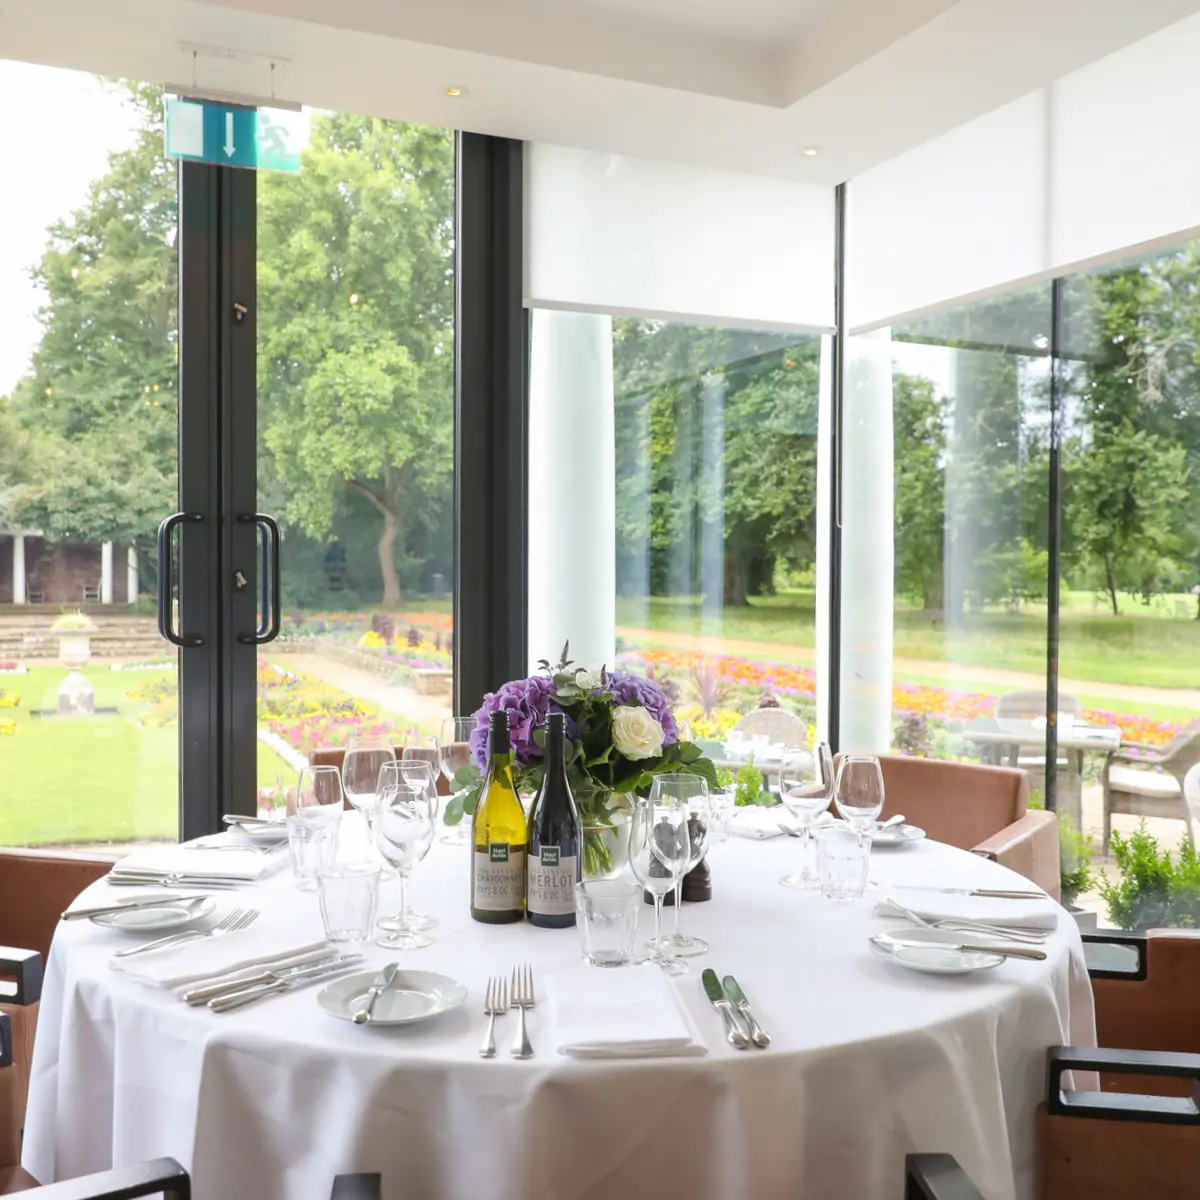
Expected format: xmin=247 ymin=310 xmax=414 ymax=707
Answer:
xmin=269 ymin=652 xmax=452 ymax=733
xmin=617 ymin=626 xmax=1200 ymax=713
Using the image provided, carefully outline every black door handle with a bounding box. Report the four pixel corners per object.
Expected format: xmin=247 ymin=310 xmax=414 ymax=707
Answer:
xmin=237 ymin=514 xmax=281 ymax=645
xmin=156 ymin=513 xmax=204 ymax=647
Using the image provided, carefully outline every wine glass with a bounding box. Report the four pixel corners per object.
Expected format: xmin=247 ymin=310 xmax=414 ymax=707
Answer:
xmin=778 ymin=741 xmax=834 ymax=890
xmin=649 ymin=774 xmax=711 ymax=958
xmin=439 ymin=716 xmax=476 ymax=845
xmin=628 ymin=796 xmax=691 ymax=976
xmin=374 ymin=780 xmax=436 ymax=950
xmin=342 ymin=736 xmax=397 ymax=876
xmin=378 ymin=759 xmax=439 ymax=933
xmin=834 ymin=755 xmax=885 ymax=842
xmin=401 ymin=732 xmax=442 ymax=776
xmin=289 ymin=765 xmax=344 ymax=891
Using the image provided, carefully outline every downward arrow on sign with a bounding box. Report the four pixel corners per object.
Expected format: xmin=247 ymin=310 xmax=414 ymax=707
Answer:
xmin=224 ymin=112 xmax=236 ymax=158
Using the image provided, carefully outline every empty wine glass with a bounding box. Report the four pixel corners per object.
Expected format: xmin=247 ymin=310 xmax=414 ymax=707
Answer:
xmin=289 ymin=765 xmax=344 ymax=891
xmin=834 ymin=755 xmax=885 ymax=841
xmin=401 ymin=732 xmax=442 ymax=776
xmin=628 ymin=796 xmax=691 ymax=976
xmin=439 ymin=716 xmax=476 ymax=845
xmin=374 ymin=780 xmax=436 ymax=950
xmin=378 ymin=759 xmax=439 ymax=933
xmin=778 ymin=741 xmax=834 ymax=891
xmin=342 ymin=736 xmax=396 ymax=875
xmin=649 ymin=774 xmax=711 ymax=958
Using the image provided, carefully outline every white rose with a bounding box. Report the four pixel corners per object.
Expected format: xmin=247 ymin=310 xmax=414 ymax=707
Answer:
xmin=576 ymin=669 xmax=604 ymax=690
xmin=611 ymin=704 xmax=665 ymax=760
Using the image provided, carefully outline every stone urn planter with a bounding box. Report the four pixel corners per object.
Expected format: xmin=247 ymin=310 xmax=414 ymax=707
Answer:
xmin=51 ymin=613 xmax=97 ymax=667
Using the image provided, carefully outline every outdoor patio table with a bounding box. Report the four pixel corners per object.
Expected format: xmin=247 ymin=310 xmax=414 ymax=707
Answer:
xmin=964 ymin=716 xmax=1121 ymax=823
xmin=23 ymin=822 xmax=1094 ymax=1200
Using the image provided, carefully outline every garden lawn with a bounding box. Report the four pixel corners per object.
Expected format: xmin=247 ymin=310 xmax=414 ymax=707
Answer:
xmin=0 ymin=666 xmax=295 ymax=847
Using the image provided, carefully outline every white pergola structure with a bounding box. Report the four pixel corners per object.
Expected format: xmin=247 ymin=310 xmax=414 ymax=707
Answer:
xmin=3 ymin=530 xmax=138 ymax=605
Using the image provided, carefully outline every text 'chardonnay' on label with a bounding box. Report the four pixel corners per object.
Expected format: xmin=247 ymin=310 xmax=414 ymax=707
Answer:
xmin=526 ymin=711 xmax=582 ymax=928
xmin=471 ymin=710 xmax=526 ymax=924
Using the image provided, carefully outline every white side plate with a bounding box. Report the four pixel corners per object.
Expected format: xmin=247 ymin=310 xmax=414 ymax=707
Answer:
xmin=869 ymin=926 xmax=1004 ymax=975
xmin=318 ymin=969 xmax=468 ymax=1026
xmin=870 ymin=823 xmax=926 ymax=848
xmin=91 ymin=895 xmax=216 ymax=931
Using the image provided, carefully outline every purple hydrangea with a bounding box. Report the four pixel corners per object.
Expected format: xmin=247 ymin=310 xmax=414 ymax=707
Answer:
xmin=470 ymin=675 xmax=559 ymax=768
xmin=605 ymin=670 xmax=679 ymax=745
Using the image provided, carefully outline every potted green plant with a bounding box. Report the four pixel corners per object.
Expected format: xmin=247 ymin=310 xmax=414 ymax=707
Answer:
xmin=1098 ymin=823 xmax=1200 ymax=931
xmin=1057 ymin=811 xmax=1095 ymax=928
xmin=50 ymin=611 xmax=97 ymax=666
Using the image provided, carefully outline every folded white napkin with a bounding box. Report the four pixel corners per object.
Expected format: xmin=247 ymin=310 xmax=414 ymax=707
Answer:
xmin=546 ymin=964 xmax=707 ymax=1059
xmin=111 ymin=909 xmax=330 ymax=993
xmin=728 ymin=806 xmax=787 ymax=839
xmin=115 ymin=836 xmax=289 ymax=883
xmin=876 ymin=893 xmax=1059 ymax=932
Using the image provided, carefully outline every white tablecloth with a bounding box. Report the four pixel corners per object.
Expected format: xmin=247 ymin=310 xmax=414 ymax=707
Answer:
xmin=23 ymin=823 xmax=1095 ymax=1200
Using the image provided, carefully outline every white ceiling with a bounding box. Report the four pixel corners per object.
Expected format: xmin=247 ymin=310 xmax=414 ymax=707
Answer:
xmin=2 ymin=0 xmax=1199 ymax=184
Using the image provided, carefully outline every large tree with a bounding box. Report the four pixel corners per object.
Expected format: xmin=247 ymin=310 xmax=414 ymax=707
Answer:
xmin=256 ymin=114 xmax=454 ymax=607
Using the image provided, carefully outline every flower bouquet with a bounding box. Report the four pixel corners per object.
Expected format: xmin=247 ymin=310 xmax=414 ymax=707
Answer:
xmin=445 ymin=645 xmax=717 ymax=877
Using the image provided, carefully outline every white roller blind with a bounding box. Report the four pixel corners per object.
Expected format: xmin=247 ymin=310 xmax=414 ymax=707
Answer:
xmin=847 ymin=11 xmax=1200 ymax=332
xmin=526 ymin=143 xmax=836 ymax=332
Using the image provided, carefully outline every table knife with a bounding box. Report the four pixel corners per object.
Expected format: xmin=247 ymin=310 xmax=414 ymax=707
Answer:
xmin=182 ymin=954 xmax=363 ymax=1006
xmin=721 ymin=975 xmax=770 ymax=1048
xmin=353 ymin=962 xmax=399 ymax=1025
xmin=888 ymin=938 xmax=1046 ymax=961
xmin=208 ymin=958 xmax=360 ymax=1012
xmin=886 ymin=885 xmax=1046 ymax=899
xmin=701 ymin=969 xmax=749 ymax=1049
xmin=61 ymin=895 xmax=209 ymax=921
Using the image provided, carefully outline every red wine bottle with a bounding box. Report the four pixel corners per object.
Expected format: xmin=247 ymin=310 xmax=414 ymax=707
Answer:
xmin=526 ymin=713 xmax=581 ymax=928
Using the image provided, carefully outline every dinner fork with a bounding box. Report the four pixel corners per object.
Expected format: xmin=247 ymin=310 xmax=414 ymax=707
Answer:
xmin=510 ymin=965 xmax=535 ymax=1060
xmin=882 ymin=897 xmax=1047 ymax=945
xmin=479 ymin=975 xmax=507 ymax=1059
xmin=112 ymin=907 xmax=259 ymax=959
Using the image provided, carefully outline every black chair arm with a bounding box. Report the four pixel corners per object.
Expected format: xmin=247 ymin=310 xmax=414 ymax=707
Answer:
xmin=904 ymin=1153 xmax=985 ymax=1199
xmin=0 ymin=946 xmax=43 ymax=1005
xmin=1080 ymin=932 xmax=1147 ymax=981
xmin=21 ymin=1157 xmax=190 ymax=1199
xmin=0 ymin=1010 xmax=11 ymax=1068
xmin=331 ymin=1174 xmax=382 ymax=1200
xmin=1048 ymin=1045 xmax=1200 ymax=1124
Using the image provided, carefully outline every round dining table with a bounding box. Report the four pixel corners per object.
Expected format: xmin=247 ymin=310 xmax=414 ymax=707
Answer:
xmin=23 ymin=818 xmax=1095 ymax=1200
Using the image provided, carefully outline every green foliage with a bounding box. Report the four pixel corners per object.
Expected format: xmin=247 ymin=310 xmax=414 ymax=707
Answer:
xmin=733 ymin=761 xmax=770 ymax=807
xmin=1098 ymin=824 xmax=1200 ymax=930
xmin=1057 ymin=812 xmax=1094 ymax=906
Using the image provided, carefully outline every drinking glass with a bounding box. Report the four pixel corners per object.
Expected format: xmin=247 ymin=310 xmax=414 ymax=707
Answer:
xmin=576 ymin=880 xmax=641 ymax=967
xmin=401 ymin=733 xmax=442 ymax=777
xmin=834 ymin=755 xmax=885 ymax=840
xmin=777 ymin=741 xmax=834 ymax=890
xmin=439 ymin=716 xmax=476 ymax=845
xmin=374 ymin=781 xmax=436 ymax=949
xmin=288 ymin=764 xmax=344 ymax=891
xmin=342 ymin=736 xmax=397 ymax=876
xmin=628 ymin=797 xmax=691 ymax=976
xmin=377 ymin=759 xmax=439 ymax=933
xmin=816 ymin=824 xmax=870 ymax=901
xmin=649 ymin=774 xmax=711 ymax=957
xmin=317 ymin=863 xmax=381 ymax=942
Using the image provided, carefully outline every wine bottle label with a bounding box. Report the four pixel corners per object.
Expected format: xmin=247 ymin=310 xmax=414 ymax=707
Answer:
xmin=527 ymin=845 xmax=578 ymax=917
xmin=474 ymin=844 xmax=525 ymax=911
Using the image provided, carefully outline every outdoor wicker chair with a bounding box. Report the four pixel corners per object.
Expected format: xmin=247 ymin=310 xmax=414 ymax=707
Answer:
xmin=730 ymin=707 xmax=806 ymax=747
xmin=1101 ymin=719 xmax=1200 ymax=853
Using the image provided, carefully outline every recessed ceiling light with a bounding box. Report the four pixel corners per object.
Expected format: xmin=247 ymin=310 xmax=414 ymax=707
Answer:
xmin=800 ymin=147 xmax=819 ymax=157
xmin=445 ymin=86 xmax=466 ymax=97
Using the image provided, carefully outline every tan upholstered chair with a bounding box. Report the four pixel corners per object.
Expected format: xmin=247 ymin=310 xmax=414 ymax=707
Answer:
xmin=843 ymin=754 xmax=1060 ymax=898
xmin=1035 ymin=931 xmax=1200 ymax=1199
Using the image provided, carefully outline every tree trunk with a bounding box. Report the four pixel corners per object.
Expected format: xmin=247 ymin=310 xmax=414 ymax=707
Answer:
xmin=723 ymin=550 xmax=749 ymax=607
xmin=377 ymin=510 xmax=402 ymax=608
xmin=1104 ymin=557 xmax=1120 ymax=616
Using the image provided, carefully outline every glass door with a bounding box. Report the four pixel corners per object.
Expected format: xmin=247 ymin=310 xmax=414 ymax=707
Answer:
xmin=0 ymin=62 xmax=181 ymax=851
xmin=251 ymin=111 xmax=456 ymax=815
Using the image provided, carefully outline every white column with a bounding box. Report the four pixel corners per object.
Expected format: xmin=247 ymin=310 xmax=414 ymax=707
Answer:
xmin=839 ymin=328 xmax=895 ymax=754
xmin=12 ymin=534 xmax=25 ymax=605
xmin=100 ymin=541 xmax=114 ymax=604
xmin=126 ymin=545 xmax=139 ymax=604
xmin=527 ymin=309 xmax=616 ymax=673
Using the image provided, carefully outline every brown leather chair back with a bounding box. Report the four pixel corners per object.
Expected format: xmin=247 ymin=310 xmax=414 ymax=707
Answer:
xmin=309 ymin=746 xmax=450 ymax=811
xmin=0 ymin=850 xmax=112 ymax=965
xmin=853 ymin=755 xmax=1027 ymax=851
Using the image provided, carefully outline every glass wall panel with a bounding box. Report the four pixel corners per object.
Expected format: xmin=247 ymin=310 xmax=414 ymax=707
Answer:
xmin=528 ymin=315 xmax=822 ymax=777
xmin=1061 ymin=247 xmax=1200 ymax=929
xmin=254 ymin=113 xmax=455 ymax=810
xmin=884 ymin=288 xmax=1054 ymax=791
xmin=0 ymin=62 xmax=180 ymax=850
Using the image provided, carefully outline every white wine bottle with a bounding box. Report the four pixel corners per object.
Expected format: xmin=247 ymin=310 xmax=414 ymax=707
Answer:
xmin=471 ymin=711 xmax=526 ymax=924
xmin=526 ymin=712 xmax=582 ymax=928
